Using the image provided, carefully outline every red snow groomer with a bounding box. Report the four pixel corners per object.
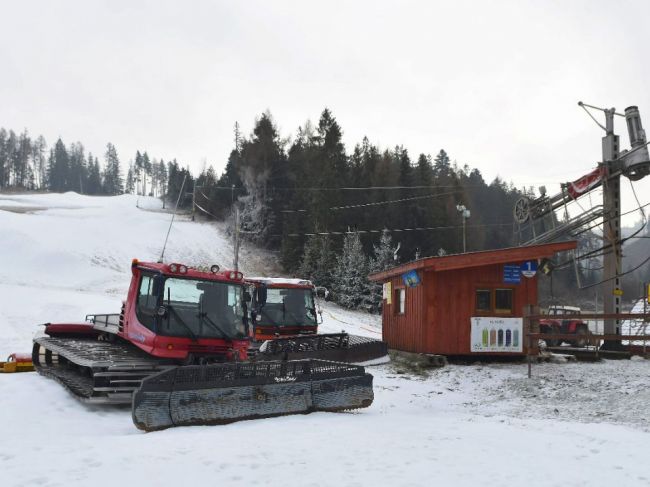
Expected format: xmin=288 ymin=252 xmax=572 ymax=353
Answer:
xmin=32 ymin=260 xmax=374 ymax=431
xmin=246 ymin=277 xmax=389 ymax=364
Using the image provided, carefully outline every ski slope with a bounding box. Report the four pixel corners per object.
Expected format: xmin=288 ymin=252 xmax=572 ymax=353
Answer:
xmin=1 ymin=192 xmax=650 ymax=487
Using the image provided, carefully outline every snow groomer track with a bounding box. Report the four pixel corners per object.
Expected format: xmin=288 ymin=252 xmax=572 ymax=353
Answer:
xmin=33 ymin=336 xmax=174 ymax=404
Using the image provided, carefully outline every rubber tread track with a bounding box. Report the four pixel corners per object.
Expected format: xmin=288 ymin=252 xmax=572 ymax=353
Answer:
xmin=33 ymin=337 xmax=174 ymax=404
xmin=33 ymin=337 xmax=170 ymax=369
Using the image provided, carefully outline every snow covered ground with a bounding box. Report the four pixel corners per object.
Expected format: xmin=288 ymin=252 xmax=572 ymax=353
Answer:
xmin=1 ymin=192 xmax=650 ymax=487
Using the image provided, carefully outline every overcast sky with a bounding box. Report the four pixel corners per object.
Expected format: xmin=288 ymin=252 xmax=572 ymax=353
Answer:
xmin=2 ymin=0 xmax=650 ymax=223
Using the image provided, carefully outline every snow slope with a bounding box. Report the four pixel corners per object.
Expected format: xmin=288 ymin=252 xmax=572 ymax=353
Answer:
xmin=1 ymin=193 xmax=650 ymax=487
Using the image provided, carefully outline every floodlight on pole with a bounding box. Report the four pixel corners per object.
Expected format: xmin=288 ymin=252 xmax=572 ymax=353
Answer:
xmin=456 ymin=204 xmax=470 ymax=253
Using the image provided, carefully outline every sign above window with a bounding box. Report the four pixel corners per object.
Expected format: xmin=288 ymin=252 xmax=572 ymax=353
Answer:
xmin=503 ymin=264 xmax=521 ymax=284
xmin=402 ymin=270 xmax=420 ymax=288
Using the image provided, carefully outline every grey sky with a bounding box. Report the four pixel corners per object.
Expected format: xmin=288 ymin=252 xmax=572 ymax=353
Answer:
xmin=2 ymin=0 xmax=650 ymax=223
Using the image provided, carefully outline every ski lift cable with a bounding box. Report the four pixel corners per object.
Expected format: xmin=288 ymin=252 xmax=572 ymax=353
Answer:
xmin=280 ymin=190 xmax=461 ymax=214
xmin=201 ymin=184 xmax=492 ymax=192
xmin=553 ymin=200 xmax=650 ymax=270
xmin=564 ymin=200 xmax=650 ymax=245
xmin=193 ymin=201 xmax=222 ymax=220
xmin=278 ymin=221 xmax=512 ymax=238
xmin=629 ymin=179 xmax=647 ymax=226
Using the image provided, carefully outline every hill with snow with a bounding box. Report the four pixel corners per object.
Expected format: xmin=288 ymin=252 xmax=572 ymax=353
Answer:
xmin=1 ymin=192 xmax=649 ymax=487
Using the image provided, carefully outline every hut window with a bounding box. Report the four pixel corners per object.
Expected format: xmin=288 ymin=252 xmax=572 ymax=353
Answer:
xmin=494 ymin=288 xmax=513 ymax=314
xmin=475 ymin=289 xmax=491 ymax=312
xmin=395 ymin=288 xmax=406 ymax=315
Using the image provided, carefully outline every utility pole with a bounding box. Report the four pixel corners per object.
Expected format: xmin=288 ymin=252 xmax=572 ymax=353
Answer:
xmin=578 ymin=102 xmax=650 ymax=350
xmin=601 ymin=107 xmax=623 ymax=350
xmin=456 ymin=204 xmax=470 ymax=253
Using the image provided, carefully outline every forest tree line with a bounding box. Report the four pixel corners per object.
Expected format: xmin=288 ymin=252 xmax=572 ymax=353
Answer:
xmin=189 ymin=109 xmax=535 ymax=309
xmin=0 ymin=113 xmax=544 ymax=310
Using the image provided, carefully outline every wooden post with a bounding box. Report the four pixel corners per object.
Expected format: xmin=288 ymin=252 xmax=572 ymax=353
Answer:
xmin=524 ymin=305 xmax=532 ymax=378
xmin=524 ymin=304 xmax=539 ymax=378
xmin=191 ymin=184 xmax=196 ymax=221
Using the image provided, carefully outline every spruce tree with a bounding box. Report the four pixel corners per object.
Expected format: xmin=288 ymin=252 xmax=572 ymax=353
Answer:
xmin=0 ymin=129 xmax=8 ymax=188
xmin=103 ymin=143 xmax=123 ymax=195
xmin=134 ymin=151 xmax=143 ymax=195
xmin=298 ymin=234 xmax=336 ymax=289
xmin=48 ymin=138 xmax=69 ymax=192
xmin=142 ymin=152 xmax=151 ymax=195
xmin=333 ymin=232 xmax=370 ymax=309
xmin=125 ymin=163 xmax=135 ymax=194
xmin=86 ymin=154 xmax=102 ymax=195
xmin=369 ymin=229 xmax=397 ymax=311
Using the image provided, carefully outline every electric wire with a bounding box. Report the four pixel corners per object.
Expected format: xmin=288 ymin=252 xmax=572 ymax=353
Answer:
xmin=198 ymin=184 xmax=482 ymax=192
xmin=279 ymin=221 xmax=513 ymax=238
xmin=280 ymin=190 xmax=460 ymax=213
xmin=578 ymin=253 xmax=650 ymax=290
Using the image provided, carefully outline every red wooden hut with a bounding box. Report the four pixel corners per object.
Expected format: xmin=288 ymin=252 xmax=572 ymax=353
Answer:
xmin=368 ymin=241 xmax=577 ymax=356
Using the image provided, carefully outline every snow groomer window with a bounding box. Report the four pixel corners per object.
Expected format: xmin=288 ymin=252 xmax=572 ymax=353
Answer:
xmin=136 ymin=274 xmax=157 ymax=330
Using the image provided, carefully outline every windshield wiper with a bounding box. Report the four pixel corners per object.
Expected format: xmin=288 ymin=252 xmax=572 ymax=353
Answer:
xmin=167 ymin=304 xmax=199 ymax=342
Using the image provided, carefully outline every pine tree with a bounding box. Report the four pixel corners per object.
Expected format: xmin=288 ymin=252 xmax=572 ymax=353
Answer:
xmin=68 ymin=142 xmax=87 ymax=193
xmin=125 ymin=163 xmax=135 ymax=194
xmin=238 ymin=112 xmax=286 ymax=247
xmin=158 ymin=160 xmax=167 ymax=202
xmin=433 ymin=149 xmax=451 ymax=178
xmin=103 ymin=143 xmax=123 ymax=195
xmin=333 ymin=232 xmax=371 ymax=309
xmin=85 ymin=154 xmax=102 ymax=194
xmin=16 ymin=130 xmax=31 ymax=188
xmin=298 ymin=234 xmax=336 ymax=289
xmin=0 ymin=128 xmax=7 ymax=188
xmin=32 ymin=135 xmax=47 ymax=189
xmin=6 ymin=130 xmax=18 ymax=187
xmin=48 ymin=138 xmax=69 ymax=192
xmin=134 ymin=151 xmax=143 ymax=195
xmin=142 ymin=152 xmax=151 ymax=196
xmin=368 ymin=229 xmax=397 ymax=311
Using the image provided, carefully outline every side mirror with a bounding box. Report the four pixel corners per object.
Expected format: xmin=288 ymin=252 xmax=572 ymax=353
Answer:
xmin=156 ymin=305 xmax=167 ymax=317
xmin=243 ymin=290 xmax=252 ymax=303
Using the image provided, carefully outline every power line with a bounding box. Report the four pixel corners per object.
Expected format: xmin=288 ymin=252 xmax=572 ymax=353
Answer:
xmin=280 ymin=190 xmax=460 ymax=213
xmin=279 ymin=221 xmax=512 ymax=238
xmin=201 ymin=184 xmax=480 ymax=192
xmin=579 ymin=252 xmax=650 ymax=290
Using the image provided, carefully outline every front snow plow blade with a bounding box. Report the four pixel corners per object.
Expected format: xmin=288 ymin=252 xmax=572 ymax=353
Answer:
xmin=257 ymin=333 xmax=389 ymax=365
xmin=132 ymin=359 xmax=374 ymax=431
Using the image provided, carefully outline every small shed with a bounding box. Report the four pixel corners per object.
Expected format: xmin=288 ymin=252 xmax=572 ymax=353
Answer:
xmin=368 ymin=241 xmax=577 ymax=356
